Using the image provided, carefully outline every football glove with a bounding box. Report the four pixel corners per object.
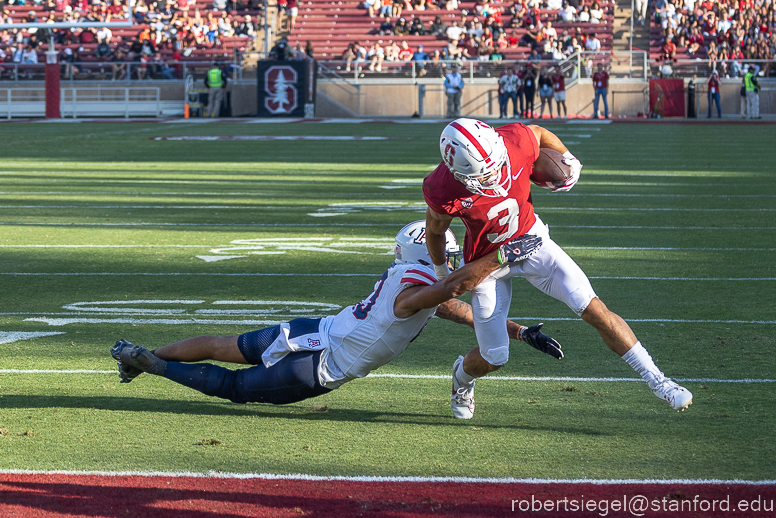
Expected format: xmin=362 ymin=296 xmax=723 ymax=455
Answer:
xmin=553 ymin=151 xmax=582 ymax=192
xmin=520 ymin=323 xmax=564 ymax=359
xmin=497 ymin=234 xmax=543 ymax=264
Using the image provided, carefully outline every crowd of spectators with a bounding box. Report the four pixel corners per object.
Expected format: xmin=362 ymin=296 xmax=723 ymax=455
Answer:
xmin=0 ymin=0 xmax=263 ymax=78
xmin=653 ymin=0 xmax=775 ymax=77
xmin=346 ymin=0 xmax=611 ymax=73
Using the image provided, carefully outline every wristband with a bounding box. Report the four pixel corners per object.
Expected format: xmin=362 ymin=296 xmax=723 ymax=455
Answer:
xmin=434 ymin=263 xmax=450 ymax=280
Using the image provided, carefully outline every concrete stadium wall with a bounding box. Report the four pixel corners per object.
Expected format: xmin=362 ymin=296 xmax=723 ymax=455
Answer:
xmin=307 ymin=78 xmax=775 ymax=119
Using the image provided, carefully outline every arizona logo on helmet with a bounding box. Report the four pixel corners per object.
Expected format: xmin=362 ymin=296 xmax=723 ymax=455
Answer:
xmin=264 ymin=66 xmax=298 ymax=114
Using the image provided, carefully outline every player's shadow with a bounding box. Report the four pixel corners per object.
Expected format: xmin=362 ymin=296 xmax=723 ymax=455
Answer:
xmin=0 ymin=394 xmax=608 ymax=435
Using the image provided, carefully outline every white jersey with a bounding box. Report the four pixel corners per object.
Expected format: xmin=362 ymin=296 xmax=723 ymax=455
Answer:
xmin=317 ymin=263 xmax=438 ymax=388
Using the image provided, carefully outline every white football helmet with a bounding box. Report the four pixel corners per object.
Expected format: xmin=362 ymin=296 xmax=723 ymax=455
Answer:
xmin=394 ymin=221 xmax=462 ymax=269
xmin=440 ymin=118 xmax=511 ymax=197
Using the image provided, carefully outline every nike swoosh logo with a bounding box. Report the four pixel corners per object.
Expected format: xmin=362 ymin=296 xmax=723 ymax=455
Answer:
xmin=512 ymin=167 xmax=524 ymax=181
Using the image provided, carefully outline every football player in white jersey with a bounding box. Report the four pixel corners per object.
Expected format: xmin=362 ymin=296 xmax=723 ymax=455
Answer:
xmin=111 ymin=222 xmax=562 ymax=408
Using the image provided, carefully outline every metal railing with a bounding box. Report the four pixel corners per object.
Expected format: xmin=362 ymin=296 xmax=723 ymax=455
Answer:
xmin=0 ymin=86 xmax=184 ymax=119
xmin=651 ymin=59 xmax=775 ymax=79
xmin=0 ymin=61 xmax=243 ymax=82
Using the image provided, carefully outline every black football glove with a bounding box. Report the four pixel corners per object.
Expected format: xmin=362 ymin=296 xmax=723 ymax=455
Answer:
xmin=497 ymin=234 xmax=543 ymax=264
xmin=520 ymin=323 xmax=564 ymax=359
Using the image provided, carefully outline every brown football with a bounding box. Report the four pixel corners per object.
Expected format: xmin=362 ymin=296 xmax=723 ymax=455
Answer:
xmin=530 ymin=148 xmax=572 ymax=189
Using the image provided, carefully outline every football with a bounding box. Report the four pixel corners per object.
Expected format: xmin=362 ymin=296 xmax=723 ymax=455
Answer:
xmin=530 ymin=148 xmax=572 ymax=189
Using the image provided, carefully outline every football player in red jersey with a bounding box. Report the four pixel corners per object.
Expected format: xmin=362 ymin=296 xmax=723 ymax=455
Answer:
xmin=423 ymin=118 xmax=692 ymax=418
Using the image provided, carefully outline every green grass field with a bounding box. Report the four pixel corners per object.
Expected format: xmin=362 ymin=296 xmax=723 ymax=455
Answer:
xmin=0 ymin=121 xmax=773 ymax=481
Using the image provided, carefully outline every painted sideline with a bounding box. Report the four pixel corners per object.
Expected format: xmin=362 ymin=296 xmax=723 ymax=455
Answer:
xmin=0 ymin=469 xmax=772 ymax=485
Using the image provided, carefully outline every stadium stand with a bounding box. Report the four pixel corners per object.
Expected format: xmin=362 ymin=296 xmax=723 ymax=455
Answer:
xmin=0 ymin=0 xmax=263 ymax=76
xmin=648 ymin=0 xmax=775 ymax=78
xmin=288 ymin=0 xmax=615 ymax=68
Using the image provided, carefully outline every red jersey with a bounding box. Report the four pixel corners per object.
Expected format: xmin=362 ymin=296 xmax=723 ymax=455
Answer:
xmin=423 ymin=123 xmax=539 ymax=263
xmin=592 ymin=71 xmax=608 ymax=89
xmin=552 ymin=73 xmax=565 ymax=92
xmin=708 ymin=76 xmax=720 ymax=94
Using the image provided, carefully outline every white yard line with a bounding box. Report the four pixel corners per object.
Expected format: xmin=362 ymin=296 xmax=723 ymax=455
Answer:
xmin=0 ymin=469 xmax=771 ymax=485
xmin=1 ymin=273 xmax=775 ymax=280
xmin=0 ymin=369 xmax=772 ymax=384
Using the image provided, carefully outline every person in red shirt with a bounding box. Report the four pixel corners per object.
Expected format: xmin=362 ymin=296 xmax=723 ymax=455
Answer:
xmin=661 ymin=36 xmax=676 ymax=61
xmin=551 ymin=66 xmax=567 ymax=118
xmin=592 ymin=63 xmax=609 ymax=118
xmin=423 ymin=118 xmax=693 ymax=418
xmin=707 ymin=69 xmax=722 ymax=118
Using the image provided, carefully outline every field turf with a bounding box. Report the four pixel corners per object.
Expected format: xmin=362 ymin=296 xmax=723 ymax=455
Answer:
xmin=0 ymin=120 xmax=773 ymax=483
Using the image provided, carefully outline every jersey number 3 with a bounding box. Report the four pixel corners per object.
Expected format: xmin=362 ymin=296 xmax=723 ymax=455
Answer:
xmin=486 ymin=199 xmax=520 ymax=243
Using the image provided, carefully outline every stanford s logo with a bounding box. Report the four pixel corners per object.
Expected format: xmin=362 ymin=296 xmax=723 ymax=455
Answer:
xmin=264 ymin=66 xmax=298 ymax=114
xmin=444 ymin=144 xmax=456 ymax=168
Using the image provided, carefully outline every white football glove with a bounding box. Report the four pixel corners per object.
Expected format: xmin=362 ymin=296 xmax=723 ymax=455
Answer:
xmin=434 ymin=263 xmax=450 ymax=280
xmin=553 ymin=151 xmax=582 ymax=192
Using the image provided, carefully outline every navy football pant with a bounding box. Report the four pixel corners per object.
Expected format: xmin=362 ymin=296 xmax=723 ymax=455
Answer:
xmin=163 ymin=350 xmax=331 ymax=405
xmin=162 ymin=319 xmax=330 ymax=405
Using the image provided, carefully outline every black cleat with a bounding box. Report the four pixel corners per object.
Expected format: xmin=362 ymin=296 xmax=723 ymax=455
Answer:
xmin=111 ymin=339 xmax=143 ymax=383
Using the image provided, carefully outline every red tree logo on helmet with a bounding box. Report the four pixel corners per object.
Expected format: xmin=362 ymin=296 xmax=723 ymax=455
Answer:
xmin=444 ymin=144 xmax=456 ymax=168
xmin=265 ymin=66 xmax=298 ymax=114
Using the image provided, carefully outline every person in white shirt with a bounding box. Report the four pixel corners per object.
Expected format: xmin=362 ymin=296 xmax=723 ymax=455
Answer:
xmin=445 ymin=20 xmax=464 ymax=41
xmin=444 ymin=63 xmax=464 ymax=117
xmin=111 ymin=222 xmax=561 ymax=406
xmin=560 ymin=2 xmax=576 ymax=22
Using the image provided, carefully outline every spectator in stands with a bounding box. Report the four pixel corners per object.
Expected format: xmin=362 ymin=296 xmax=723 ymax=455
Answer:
xmin=379 ymin=15 xmax=394 ymax=35
xmin=444 ymin=62 xmax=463 ymax=117
xmin=398 ymin=40 xmax=413 ymax=61
xmin=661 ymin=35 xmax=677 ymax=62
xmin=368 ymin=42 xmax=385 ymax=71
xmin=394 ymin=17 xmax=410 ymax=36
xmin=592 ymin=62 xmax=609 ymax=118
xmin=96 ymin=37 xmax=112 ymax=58
xmin=385 ymin=40 xmax=400 ymax=62
xmin=204 ymin=62 xmax=227 ymax=117
xmin=589 ymin=2 xmax=604 ymax=24
xmin=578 ymin=4 xmax=590 ymax=22
xmin=111 ymin=48 xmax=127 ymax=80
xmin=707 ymin=69 xmax=721 ymax=118
xmin=236 ymin=15 xmax=257 ymax=38
xmin=363 ymin=0 xmax=379 ymax=18
xmin=559 ymin=1 xmax=575 ymax=22
xmin=522 ymin=62 xmax=536 ymax=117
xmin=429 ymin=15 xmax=447 ymax=36
xmin=392 ymin=0 xmax=404 ymax=18
xmin=343 ymin=41 xmax=366 ymax=72
xmin=410 ymin=16 xmax=426 ymax=35
xmin=585 ymin=32 xmax=602 ymax=53
xmin=413 ymin=44 xmax=429 ymax=75
xmin=61 ymin=47 xmax=76 ymax=79
xmin=446 ymin=20 xmax=464 ymax=41
xmin=635 ymin=0 xmax=647 ymax=25
xmin=446 ymin=37 xmax=463 ymax=60
xmin=270 ymin=37 xmax=293 ymax=60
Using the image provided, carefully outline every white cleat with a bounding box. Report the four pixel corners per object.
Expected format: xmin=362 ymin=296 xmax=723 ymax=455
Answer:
xmin=652 ymin=378 xmax=693 ymax=411
xmin=451 ymin=355 xmax=475 ymax=419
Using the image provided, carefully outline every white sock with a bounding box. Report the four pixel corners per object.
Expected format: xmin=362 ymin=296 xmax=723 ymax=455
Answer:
xmin=622 ymin=342 xmax=665 ymax=390
xmin=454 ymin=360 xmax=476 ymax=387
